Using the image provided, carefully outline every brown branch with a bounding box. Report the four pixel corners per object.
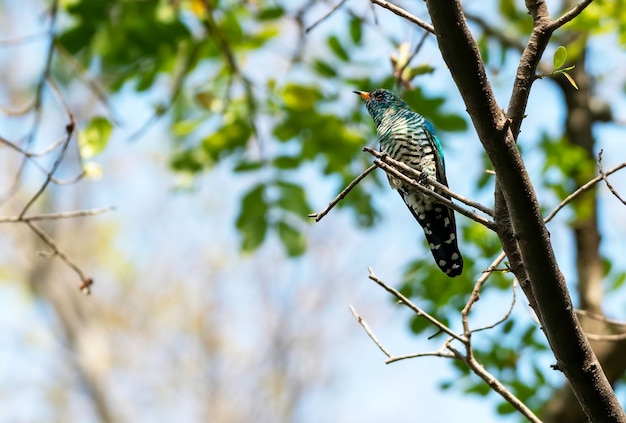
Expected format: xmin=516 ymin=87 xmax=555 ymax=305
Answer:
xmin=348 ymin=305 xmax=393 ymax=357
xmin=548 ymin=0 xmax=595 ymax=31
xmin=18 ymin=116 xmax=75 ymax=219
xmin=446 ymin=344 xmax=542 ymax=423
xmin=425 ymin=0 xmax=625 ymax=419
xmin=363 ymin=268 xmax=541 ymax=421
xmin=308 ymin=164 xmax=377 ymax=222
xmin=597 ymin=150 xmax=626 ymax=206
xmin=364 ymin=146 xmax=494 ymax=218
xmin=368 ymin=0 xmax=435 ymax=34
xmin=374 ymin=158 xmax=496 ymax=229
xmin=367 ymin=267 xmax=466 ymax=343
xmin=26 ymin=221 xmax=93 ymax=295
xmin=0 ymin=207 xmax=114 ymax=224
xmin=576 ymin=310 xmax=626 ymax=328
xmin=305 ymin=0 xmax=349 ymax=33
xmin=544 ymin=162 xmax=626 ymax=222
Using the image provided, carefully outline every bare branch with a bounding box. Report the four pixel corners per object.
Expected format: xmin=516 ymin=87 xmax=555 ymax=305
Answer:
xmin=306 ymin=0 xmax=349 ymax=33
xmin=544 ymin=162 xmax=626 ymax=223
xmin=585 ymin=333 xmax=626 ymax=342
xmin=309 ymin=164 xmax=377 ymax=222
xmin=447 ymin=344 xmax=542 ymax=423
xmin=367 ymin=267 xmax=466 ymax=343
xmin=349 ymin=305 xmax=393 ymax=358
xmin=548 ymin=0 xmax=595 ymax=31
xmin=386 ymin=347 xmax=456 ymax=363
xmin=368 ymin=0 xmax=435 ymax=34
xmin=18 ymin=116 xmax=76 ymax=219
xmin=471 ymin=279 xmax=517 ymax=334
xmin=372 ymin=159 xmax=495 ymax=229
xmin=576 ymin=309 xmax=626 ymax=328
xmin=26 ymin=221 xmax=93 ymax=295
xmin=597 ymin=150 xmax=626 ymax=206
xmin=364 ymin=147 xmax=494 ymax=217
xmin=0 ymin=207 xmax=115 ymax=224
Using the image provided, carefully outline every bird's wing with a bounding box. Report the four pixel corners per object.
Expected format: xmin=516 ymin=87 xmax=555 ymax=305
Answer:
xmin=423 ymin=125 xmax=450 ymax=192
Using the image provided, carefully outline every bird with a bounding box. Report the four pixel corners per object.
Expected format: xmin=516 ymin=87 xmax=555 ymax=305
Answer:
xmin=354 ymin=88 xmax=463 ymax=277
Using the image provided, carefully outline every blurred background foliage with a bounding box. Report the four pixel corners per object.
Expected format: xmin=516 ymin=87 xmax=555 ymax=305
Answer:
xmin=1 ymin=0 xmax=626 ymax=421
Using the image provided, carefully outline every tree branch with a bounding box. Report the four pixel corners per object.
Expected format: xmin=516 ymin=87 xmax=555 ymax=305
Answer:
xmin=308 ymin=164 xmax=377 ymax=222
xmin=368 ymin=0 xmax=435 ymax=34
xmin=424 ymin=0 xmax=625 ymax=420
xmin=548 ymin=0 xmax=595 ymax=31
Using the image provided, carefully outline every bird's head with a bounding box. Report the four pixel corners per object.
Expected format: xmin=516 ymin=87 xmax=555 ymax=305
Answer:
xmin=353 ymin=89 xmax=410 ymax=127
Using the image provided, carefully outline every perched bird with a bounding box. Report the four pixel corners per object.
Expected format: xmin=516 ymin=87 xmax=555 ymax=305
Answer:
xmin=354 ymin=88 xmax=463 ymax=277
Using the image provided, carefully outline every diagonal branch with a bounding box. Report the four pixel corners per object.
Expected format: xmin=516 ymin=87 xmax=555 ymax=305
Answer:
xmin=548 ymin=0 xmax=595 ymax=31
xmin=367 ymin=267 xmax=466 ymax=343
xmin=364 ymin=147 xmax=494 ymax=217
xmin=597 ymin=150 xmax=626 ymax=206
xmin=368 ymin=0 xmax=435 ymax=34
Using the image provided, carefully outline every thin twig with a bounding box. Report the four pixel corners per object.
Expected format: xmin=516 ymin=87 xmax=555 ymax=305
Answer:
xmin=576 ymin=309 xmax=626 ymax=327
xmin=367 ymin=267 xmax=466 ymax=343
xmin=26 ymin=221 xmax=93 ymax=295
xmin=309 ymin=164 xmax=377 ymax=222
xmin=372 ymin=157 xmax=497 ymax=230
xmin=0 ymin=206 xmax=115 ymax=223
xmin=584 ymin=333 xmax=626 ymax=342
xmin=446 ymin=344 xmax=542 ymax=423
xmin=18 ymin=115 xmax=76 ymax=219
xmin=386 ymin=348 xmax=456 ymax=364
xmin=306 ymin=0 xmax=349 ymax=33
xmin=0 ymin=31 xmax=50 ymax=46
xmin=597 ymin=150 xmax=626 ymax=206
xmin=544 ymin=162 xmax=626 ymax=222
xmin=394 ymin=31 xmax=431 ymax=89
xmin=471 ymin=279 xmax=517 ymax=334
xmin=548 ymin=0 xmax=595 ymax=31
xmin=368 ymin=0 xmax=435 ymax=34
xmin=349 ymin=305 xmax=393 ymax=357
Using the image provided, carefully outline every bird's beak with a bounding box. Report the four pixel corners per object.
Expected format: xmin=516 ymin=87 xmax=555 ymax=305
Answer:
xmin=353 ymin=90 xmax=370 ymax=100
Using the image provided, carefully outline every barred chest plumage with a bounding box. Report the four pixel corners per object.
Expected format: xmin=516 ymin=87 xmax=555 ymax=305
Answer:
xmin=377 ymin=111 xmax=438 ymax=195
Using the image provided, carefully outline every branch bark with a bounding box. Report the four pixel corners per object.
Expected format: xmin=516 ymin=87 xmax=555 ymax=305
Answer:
xmin=423 ymin=0 xmax=626 ymax=420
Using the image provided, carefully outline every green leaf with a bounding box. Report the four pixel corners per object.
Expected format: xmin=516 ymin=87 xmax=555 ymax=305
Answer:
xmin=201 ymin=118 xmax=251 ymax=161
xmin=276 ymin=221 xmax=306 ymax=257
xmin=406 ymin=64 xmax=435 ymax=79
xmin=313 ymin=59 xmax=337 ymax=78
xmin=172 ymin=119 xmax=202 ymax=136
xmin=273 ymin=155 xmax=300 ymax=169
xmin=327 ymin=35 xmax=349 ymax=62
xmin=236 ymin=184 xmax=269 ymax=253
xmin=257 ymin=6 xmax=284 ymax=20
xmin=282 ymin=84 xmax=322 ymax=111
xmin=349 ymin=16 xmax=362 ymax=44
xmin=78 ymin=116 xmax=112 ymax=159
xmin=170 ymin=149 xmax=204 ymax=173
xmin=553 ymin=45 xmax=567 ymax=69
xmin=275 ymin=180 xmax=311 ymax=217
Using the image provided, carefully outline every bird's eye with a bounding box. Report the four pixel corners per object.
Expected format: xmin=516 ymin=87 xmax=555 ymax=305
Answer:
xmin=374 ymin=92 xmax=384 ymax=101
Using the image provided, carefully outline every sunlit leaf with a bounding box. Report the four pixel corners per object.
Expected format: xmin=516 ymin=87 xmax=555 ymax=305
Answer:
xmin=562 ymin=72 xmax=579 ymax=90
xmin=82 ymin=161 xmax=103 ymax=180
xmin=78 ymin=116 xmax=112 ymax=159
xmin=553 ymin=45 xmax=567 ymax=69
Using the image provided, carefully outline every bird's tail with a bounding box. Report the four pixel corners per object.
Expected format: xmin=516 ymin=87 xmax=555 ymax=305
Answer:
xmin=415 ymin=204 xmax=464 ymax=277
